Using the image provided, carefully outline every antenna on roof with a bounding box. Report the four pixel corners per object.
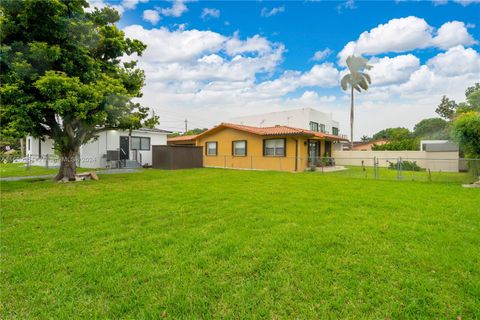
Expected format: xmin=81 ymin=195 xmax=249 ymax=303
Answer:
xmin=286 ymin=116 xmax=292 ymax=126
xmin=260 ymin=119 xmax=265 ymax=127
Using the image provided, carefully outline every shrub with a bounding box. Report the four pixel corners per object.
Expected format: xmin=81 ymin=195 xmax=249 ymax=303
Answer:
xmin=388 ymin=160 xmax=422 ymax=171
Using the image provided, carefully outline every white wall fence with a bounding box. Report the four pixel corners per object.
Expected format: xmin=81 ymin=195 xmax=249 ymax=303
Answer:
xmin=334 ymin=151 xmax=459 ymax=172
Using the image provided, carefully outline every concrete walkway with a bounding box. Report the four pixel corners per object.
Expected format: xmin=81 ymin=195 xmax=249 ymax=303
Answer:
xmin=0 ymin=168 xmax=142 ymax=181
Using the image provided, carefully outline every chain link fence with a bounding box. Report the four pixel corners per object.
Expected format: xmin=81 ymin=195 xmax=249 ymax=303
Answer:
xmin=0 ymin=152 xmax=135 ymax=171
xmin=203 ymin=155 xmax=479 ymax=184
xmin=2 ymin=154 xmax=479 ymax=184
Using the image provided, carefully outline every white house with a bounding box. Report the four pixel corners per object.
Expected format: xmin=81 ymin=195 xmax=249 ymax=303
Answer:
xmin=230 ymin=107 xmax=342 ymax=136
xmin=26 ymin=128 xmax=170 ymax=168
xmin=230 ymin=107 xmax=346 ymax=150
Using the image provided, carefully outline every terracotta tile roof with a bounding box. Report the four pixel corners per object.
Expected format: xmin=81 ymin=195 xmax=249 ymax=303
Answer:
xmin=167 ymin=134 xmax=198 ymax=142
xmin=197 ymin=123 xmax=349 ymax=141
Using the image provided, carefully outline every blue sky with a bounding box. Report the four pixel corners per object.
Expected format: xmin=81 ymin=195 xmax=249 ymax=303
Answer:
xmin=88 ymin=0 xmax=480 ymax=137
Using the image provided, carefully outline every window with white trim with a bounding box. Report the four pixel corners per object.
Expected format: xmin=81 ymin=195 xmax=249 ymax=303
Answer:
xmin=320 ymin=124 xmax=326 ymax=133
xmin=264 ymin=139 xmax=285 ymax=156
xmin=206 ymin=141 xmax=217 ymax=156
xmin=233 ymin=140 xmax=246 ymax=156
xmin=131 ymin=137 xmax=150 ymax=150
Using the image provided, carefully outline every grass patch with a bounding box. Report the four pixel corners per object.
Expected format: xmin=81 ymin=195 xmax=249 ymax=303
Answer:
xmin=0 ymin=163 xmax=59 ymax=178
xmin=1 ymin=168 xmax=479 ymax=318
xmin=0 ymin=163 xmax=92 ymax=178
xmin=325 ymin=165 xmax=476 ymax=183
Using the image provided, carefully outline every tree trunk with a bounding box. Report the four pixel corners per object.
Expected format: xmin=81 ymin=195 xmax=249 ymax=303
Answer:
xmin=55 ymin=149 xmax=78 ymax=181
xmin=20 ymin=138 xmax=25 ymax=157
xmin=350 ymin=86 xmax=354 ymax=150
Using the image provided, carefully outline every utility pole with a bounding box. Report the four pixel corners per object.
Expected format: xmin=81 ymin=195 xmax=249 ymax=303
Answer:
xmin=184 ymin=119 xmax=188 ymax=134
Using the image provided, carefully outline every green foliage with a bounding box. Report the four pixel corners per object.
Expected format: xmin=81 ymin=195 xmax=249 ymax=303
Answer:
xmin=413 ymin=118 xmax=449 ymax=139
xmin=0 ymin=0 xmax=158 ymax=179
xmin=388 ymin=160 xmax=422 ymax=172
xmin=372 ymin=127 xmax=411 ymax=141
xmin=435 ymin=96 xmax=457 ymax=120
xmin=452 ymin=111 xmax=480 ymax=158
xmin=169 ymin=128 xmax=208 ymax=137
xmin=455 ymin=83 xmax=480 ymax=115
xmin=371 ymin=139 xmax=419 ymax=151
xmin=360 ymin=135 xmax=371 ymax=142
xmin=371 ymin=127 xmax=418 ymax=150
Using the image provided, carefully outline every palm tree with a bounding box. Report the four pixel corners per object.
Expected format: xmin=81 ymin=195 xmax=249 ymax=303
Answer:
xmin=341 ymin=55 xmax=372 ymax=149
xmin=360 ymin=135 xmax=370 ymax=142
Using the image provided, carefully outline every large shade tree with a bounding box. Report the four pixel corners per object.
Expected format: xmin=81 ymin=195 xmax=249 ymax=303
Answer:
xmin=0 ymin=0 xmax=158 ymax=181
xmin=340 ymin=55 xmax=372 ymax=149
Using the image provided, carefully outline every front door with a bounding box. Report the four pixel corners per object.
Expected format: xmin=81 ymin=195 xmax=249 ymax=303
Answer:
xmin=308 ymin=140 xmax=320 ymax=165
xmin=119 ymin=136 xmax=129 ymax=161
xmin=324 ymin=141 xmax=332 ymax=157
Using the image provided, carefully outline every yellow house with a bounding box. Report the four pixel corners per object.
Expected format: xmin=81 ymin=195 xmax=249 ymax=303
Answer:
xmin=170 ymin=123 xmax=348 ymax=172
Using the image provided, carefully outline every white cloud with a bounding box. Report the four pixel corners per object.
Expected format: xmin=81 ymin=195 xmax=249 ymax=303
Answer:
xmin=124 ymin=25 xmax=226 ymax=62
xmin=337 ymin=0 xmax=356 ymax=12
xmin=261 ymin=6 xmax=285 ymax=17
xmin=368 ymin=54 xmax=420 ymax=87
xmin=435 ymin=0 xmax=480 ymax=5
xmin=85 ymin=0 xmax=125 ymax=15
xmin=337 ymin=17 xmax=477 ymax=64
xmin=86 ymin=0 xmax=148 ymax=15
xmin=201 ymin=8 xmax=220 ymax=19
xmin=311 ymin=48 xmax=333 ymax=61
xmin=226 ymin=33 xmax=274 ymax=56
xmin=143 ymin=9 xmax=161 ymax=25
xmin=338 ymin=17 xmax=432 ymax=63
xmin=431 ymin=21 xmax=477 ymax=49
xmin=426 ymin=45 xmax=480 ymax=77
xmin=256 ymin=63 xmax=339 ymax=97
xmin=122 ymin=0 xmax=148 ymax=10
xmin=160 ymin=0 xmax=191 ymax=17
xmin=454 ymin=0 xmax=480 ymax=5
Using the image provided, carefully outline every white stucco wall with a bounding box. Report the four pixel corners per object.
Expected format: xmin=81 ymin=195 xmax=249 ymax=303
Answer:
xmin=26 ymin=129 xmax=168 ymax=168
xmin=230 ymin=108 xmax=341 ymax=135
xmin=79 ymin=129 xmax=168 ymax=168
xmin=334 ymin=150 xmax=459 ymax=172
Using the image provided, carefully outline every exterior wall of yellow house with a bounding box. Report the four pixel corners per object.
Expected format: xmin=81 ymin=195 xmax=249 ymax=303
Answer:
xmin=195 ymin=127 xmax=333 ymax=172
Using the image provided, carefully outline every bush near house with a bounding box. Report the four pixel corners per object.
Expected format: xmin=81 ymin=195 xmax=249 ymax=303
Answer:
xmin=388 ymin=160 xmax=422 ymax=171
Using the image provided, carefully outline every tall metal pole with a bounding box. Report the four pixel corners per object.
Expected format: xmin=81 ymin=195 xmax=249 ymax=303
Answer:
xmin=184 ymin=119 xmax=188 ymax=134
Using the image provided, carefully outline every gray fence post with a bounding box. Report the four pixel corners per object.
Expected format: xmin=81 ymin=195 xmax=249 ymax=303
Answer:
xmin=397 ymin=157 xmax=403 ymax=180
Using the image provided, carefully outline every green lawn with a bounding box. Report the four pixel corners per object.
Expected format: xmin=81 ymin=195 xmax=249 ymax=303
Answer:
xmin=1 ymin=169 xmax=479 ymax=319
xmin=0 ymin=163 xmax=91 ymax=178
xmin=324 ymin=165 xmax=477 ymax=184
xmin=0 ymin=163 xmax=60 ymax=178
